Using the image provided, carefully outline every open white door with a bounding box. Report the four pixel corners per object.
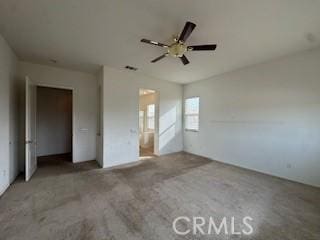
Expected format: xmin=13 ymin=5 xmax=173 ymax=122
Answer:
xmin=25 ymin=76 xmax=37 ymax=181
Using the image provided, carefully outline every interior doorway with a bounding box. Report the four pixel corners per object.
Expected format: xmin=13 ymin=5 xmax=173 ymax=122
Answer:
xmin=36 ymin=86 xmax=73 ymax=162
xmin=24 ymin=78 xmax=74 ymax=181
xmin=139 ymin=88 xmax=158 ymax=159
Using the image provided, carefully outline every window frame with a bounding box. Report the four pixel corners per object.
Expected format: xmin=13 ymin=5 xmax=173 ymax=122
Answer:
xmin=184 ymin=96 xmax=200 ymax=132
xmin=139 ymin=110 xmax=144 ymax=132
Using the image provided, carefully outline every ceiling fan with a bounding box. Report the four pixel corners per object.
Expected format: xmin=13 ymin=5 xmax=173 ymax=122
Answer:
xmin=141 ymin=21 xmax=217 ymax=65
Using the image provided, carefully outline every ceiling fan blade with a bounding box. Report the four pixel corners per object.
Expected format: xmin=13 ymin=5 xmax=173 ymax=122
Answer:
xmin=141 ymin=38 xmax=168 ymax=48
xmin=151 ymin=53 xmax=168 ymax=63
xmin=180 ymin=55 xmax=190 ymax=65
xmin=188 ymin=44 xmax=217 ymax=51
xmin=178 ymin=21 xmax=196 ymax=42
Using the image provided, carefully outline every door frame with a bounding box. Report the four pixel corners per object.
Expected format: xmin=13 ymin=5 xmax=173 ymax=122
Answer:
xmin=138 ymin=88 xmax=160 ymax=156
xmin=35 ymin=83 xmax=75 ymax=163
xmin=25 ymin=76 xmax=37 ymax=181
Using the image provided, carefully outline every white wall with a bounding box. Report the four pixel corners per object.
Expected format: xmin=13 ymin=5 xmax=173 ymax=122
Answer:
xmin=102 ymin=66 xmax=183 ymax=168
xmin=37 ymin=87 xmax=72 ymax=156
xmin=0 ymin=34 xmax=18 ymax=195
xmin=18 ymin=62 xmax=98 ymax=164
xmin=184 ymin=48 xmax=320 ymax=187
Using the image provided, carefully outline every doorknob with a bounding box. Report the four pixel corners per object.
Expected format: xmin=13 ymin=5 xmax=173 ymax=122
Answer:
xmin=25 ymin=140 xmax=33 ymax=144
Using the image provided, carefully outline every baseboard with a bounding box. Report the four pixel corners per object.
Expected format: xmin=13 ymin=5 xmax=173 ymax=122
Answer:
xmin=10 ymin=168 xmax=21 ymax=184
xmin=96 ymin=159 xmax=103 ymax=168
xmin=183 ymin=150 xmax=320 ymax=188
xmin=0 ymin=183 xmax=10 ymax=197
xmin=103 ymin=159 xmax=142 ymax=170
xmin=38 ymin=153 xmax=72 ymax=158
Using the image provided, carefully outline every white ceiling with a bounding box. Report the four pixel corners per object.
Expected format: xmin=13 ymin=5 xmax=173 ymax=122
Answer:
xmin=0 ymin=0 xmax=320 ymax=84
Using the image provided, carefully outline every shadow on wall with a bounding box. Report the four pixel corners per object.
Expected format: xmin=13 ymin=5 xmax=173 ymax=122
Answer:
xmin=159 ymin=106 xmax=177 ymax=152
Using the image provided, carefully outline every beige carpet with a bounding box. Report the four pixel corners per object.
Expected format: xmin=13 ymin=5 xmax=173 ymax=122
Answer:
xmin=0 ymin=152 xmax=319 ymax=240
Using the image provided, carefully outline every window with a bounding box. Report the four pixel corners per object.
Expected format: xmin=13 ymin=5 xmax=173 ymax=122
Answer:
xmin=147 ymin=104 xmax=155 ymax=130
xmin=184 ymin=97 xmax=199 ymax=131
xmin=139 ymin=110 xmax=144 ymax=132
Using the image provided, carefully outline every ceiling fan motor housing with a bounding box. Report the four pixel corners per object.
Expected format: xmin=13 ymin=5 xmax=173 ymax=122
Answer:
xmin=168 ymin=42 xmax=187 ymax=57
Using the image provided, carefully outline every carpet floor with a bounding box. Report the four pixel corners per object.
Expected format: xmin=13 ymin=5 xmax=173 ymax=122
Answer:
xmin=0 ymin=152 xmax=319 ymax=240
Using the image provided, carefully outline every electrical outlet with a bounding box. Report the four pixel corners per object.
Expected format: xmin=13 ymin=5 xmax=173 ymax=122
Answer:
xmin=2 ymin=170 xmax=6 ymax=177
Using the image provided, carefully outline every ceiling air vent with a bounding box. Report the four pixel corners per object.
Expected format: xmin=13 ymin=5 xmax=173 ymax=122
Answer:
xmin=125 ymin=66 xmax=138 ymax=71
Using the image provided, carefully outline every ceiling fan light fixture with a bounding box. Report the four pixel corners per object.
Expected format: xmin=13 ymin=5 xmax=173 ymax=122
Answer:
xmin=168 ymin=43 xmax=187 ymax=57
xmin=140 ymin=21 xmax=217 ymax=65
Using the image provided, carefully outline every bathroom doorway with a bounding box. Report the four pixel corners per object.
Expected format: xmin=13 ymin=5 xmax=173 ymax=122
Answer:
xmin=139 ymin=88 xmax=158 ymax=159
